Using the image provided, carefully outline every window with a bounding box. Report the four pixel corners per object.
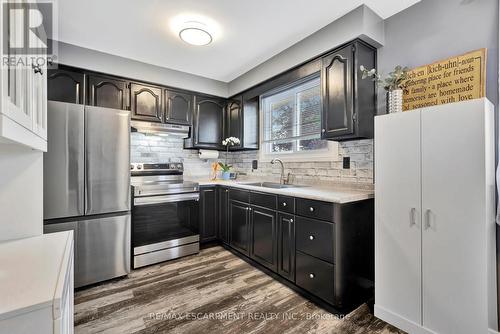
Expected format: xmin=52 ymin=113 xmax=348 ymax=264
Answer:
xmin=260 ymin=75 xmax=337 ymax=161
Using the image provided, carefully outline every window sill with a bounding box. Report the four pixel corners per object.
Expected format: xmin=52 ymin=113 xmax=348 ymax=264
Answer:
xmin=258 ymin=142 xmax=340 ymax=163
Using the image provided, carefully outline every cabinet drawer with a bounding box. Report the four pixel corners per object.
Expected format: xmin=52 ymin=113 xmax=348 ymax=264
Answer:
xmin=296 ymin=251 xmax=335 ymax=304
xmin=229 ymin=188 xmax=249 ymax=203
xmin=250 ymin=192 xmax=277 ymax=210
xmin=296 ymin=217 xmax=335 ymax=263
xmin=277 ymin=196 xmax=295 ymax=213
xmin=296 ymin=198 xmax=335 ymax=222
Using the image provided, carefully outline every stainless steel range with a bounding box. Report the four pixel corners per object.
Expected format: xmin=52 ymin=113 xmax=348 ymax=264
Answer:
xmin=131 ymin=162 xmax=200 ymax=268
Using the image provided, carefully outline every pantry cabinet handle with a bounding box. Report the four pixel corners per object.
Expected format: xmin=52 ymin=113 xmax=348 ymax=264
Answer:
xmin=309 ymin=273 xmax=315 ymax=279
xmin=282 ymin=202 xmax=287 ymax=207
xmin=309 ymin=235 xmax=315 ymax=240
xmin=309 ymin=207 xmax=315 ymax=212
xmin=424 ymin=209 xmax=431 ymax=230
xmin=410 ymin=208 xmax=416 ymax=227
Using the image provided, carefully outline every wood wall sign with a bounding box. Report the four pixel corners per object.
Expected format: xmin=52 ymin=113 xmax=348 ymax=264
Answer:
xmin=402 ymin=49 xmax=486 ymax=111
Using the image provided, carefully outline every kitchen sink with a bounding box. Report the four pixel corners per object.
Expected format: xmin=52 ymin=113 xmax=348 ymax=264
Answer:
xmin=243 ymin=182 xmax=308 ymax=189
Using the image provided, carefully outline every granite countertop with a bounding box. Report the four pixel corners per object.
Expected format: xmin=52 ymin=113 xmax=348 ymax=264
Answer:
xmin=187 ymin=178 xmax=374 ymax=204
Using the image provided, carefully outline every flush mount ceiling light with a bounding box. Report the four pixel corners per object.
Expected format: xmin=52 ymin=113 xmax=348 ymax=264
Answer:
xmin=179 ymin=22 xmax=212 ymax=46
xmin=170 ymin=14 xmax=220 ymax=46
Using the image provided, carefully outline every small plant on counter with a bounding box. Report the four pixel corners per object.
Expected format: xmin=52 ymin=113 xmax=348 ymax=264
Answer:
xmin=220 ymin=137 xmax=240 ymax=180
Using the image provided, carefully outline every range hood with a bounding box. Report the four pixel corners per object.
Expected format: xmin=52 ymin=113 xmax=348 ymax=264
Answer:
xmin=130 ymin=121 xmax=190 ymax=138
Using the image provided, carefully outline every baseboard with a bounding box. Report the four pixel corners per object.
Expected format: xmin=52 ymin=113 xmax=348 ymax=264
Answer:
xmin=374 ymin=305 xmax=431 ymax=334
xmin=489 ymin=328 xmax=500 ymax=334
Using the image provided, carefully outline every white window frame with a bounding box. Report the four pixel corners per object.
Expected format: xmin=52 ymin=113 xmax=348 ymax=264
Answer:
xmin=259 ymin=75 xmax=339 ymax=163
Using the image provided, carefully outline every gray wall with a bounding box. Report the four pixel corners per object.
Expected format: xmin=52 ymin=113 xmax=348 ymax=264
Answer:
xmin=54 ymin=41 xmax=229 ymax=97
xmin=378 ymin=0 xmax=498 ymax=112
xmin=228 ymin=5 xmax=385 ymax=96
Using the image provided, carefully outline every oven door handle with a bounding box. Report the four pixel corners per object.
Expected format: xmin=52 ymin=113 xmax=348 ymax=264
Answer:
xmin=134 ymin=193 xmax=200 ymax=206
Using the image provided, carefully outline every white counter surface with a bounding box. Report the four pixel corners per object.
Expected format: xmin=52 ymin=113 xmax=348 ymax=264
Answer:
xmin=189 ymin=179 xmax=374 ymax=204
xmin=0 ymin=231 xmax=73 ymax=320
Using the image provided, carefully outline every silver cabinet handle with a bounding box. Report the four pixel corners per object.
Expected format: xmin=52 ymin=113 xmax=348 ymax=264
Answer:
xmin=283 ymin=202 xmax=287 ymax=207
xmin=246 ymin=207 xmax=249 ymax=211
xmin=309 ymin=207 xmax=315 ymax=212
xmin=309 ymin=235 xmax=315 ymax=240
xmin=290 ymin=219 xmax=293 ymax=223
xmin=424 ymin=209 xmax=431 ymax=230
xmin=410 ymin=208 xmax=416 ymax=227
xmin=309 ymin=273 xmax=315 ymax=279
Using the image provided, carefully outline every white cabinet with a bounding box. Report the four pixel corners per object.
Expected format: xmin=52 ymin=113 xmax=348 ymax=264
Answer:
xmin=0 ymin=0 xmax=47 ymax=151
xmin=374 ymin=98 xmax=497 ymax=334
xmin=0 ymin=231 xmax=74 ymax=334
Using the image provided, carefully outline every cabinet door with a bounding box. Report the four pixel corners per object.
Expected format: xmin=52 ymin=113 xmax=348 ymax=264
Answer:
xmin=226 ymin=97 xmax=242 ymax=150
xmin=249 ymin=206 xmax=277 ymax=271
xmin=242 ymin=97 xmax=259 ymax=150
xmin=229 ymin=200 xmax=250 ymax=255
xmin=218 ymin=187 xmax=229 ymax=244
xmin=31 ymin=35 xmax=47 ymax=140
xmin=130 ymin=83 xmax=162 ymax=122
xmin=321 ymin=45 xmax=354 ymax=139
xmin=200 ymin=187 xmax=217 ymax=243
xmin=0 ymin=0 xmax=32 ymax=131
xmin=278 ymin=213 xmax=295 ymax=281
xmin=87 ymin=75 xmax=128 ymax=110
xmin=374 ymin=111 xmax=422 ymax=326
xmin=47 ymin=68 xmax=85 ymax=104
xmin=165 ymin=89 xmax=192 ymax=125
xmin=421 ymin=103 xmax=491 ymax=334
xmin=194 ymin=97 xmax=225 ymax=149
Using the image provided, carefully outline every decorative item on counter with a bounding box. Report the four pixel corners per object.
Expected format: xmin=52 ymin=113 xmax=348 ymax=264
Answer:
xmin=218 ymin=162 xmax=232 ymax=180
xmin=219 ymin=137 xmax=240 ymax=180
xmin=210 ymin=162 xmax=219 ymax=180
xmin=360 ymin=65 xmax=410 ymax=114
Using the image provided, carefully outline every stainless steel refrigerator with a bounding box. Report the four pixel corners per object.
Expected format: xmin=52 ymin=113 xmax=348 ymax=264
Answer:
xmin=43 ymin=100 xmax=131 ymax=288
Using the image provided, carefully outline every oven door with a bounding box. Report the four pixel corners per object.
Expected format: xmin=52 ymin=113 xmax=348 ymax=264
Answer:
xmin=132 ymin=192 xmax=199 ymax=255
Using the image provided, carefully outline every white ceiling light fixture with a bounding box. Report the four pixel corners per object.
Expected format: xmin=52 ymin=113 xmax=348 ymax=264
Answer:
xmin=179 ymin=21 xmax=212 ymax=46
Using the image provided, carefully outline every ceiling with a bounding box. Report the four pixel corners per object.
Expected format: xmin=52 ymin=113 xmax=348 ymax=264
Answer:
xmin=57 ymin=0 xmax=420 ymax=82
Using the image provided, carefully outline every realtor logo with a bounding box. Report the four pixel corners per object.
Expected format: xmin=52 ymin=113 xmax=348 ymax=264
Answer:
xmin=2 ymin=1 xmax=57 ymax=66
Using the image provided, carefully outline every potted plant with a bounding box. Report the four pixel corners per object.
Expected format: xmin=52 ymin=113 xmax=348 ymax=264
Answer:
xmin=360 ymin=65 xmax=410 ymax=113
xmin=219 ymin=137 xmax=240 ymax=180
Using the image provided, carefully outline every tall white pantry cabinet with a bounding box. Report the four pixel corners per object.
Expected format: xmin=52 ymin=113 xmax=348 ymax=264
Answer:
xmin=374 ymin=98 xmax=497 ymax=334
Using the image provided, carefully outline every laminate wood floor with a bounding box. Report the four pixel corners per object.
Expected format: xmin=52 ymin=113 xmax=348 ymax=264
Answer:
xmin=75 ymin=246 xmax=405 ymax=334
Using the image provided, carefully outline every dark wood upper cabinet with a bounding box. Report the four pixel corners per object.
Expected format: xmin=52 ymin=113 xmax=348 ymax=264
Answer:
xmin=223 ymin=95 xmax=259 ymax=151
xmin=130 ymin=83 xmax=163 ymax=122
xmin=191 ymin=96 xmax=225 ymax=149
xmin=249 ymin=206 xmax=278 ymax=272
xmin=47 ymin=68 xmax=85 ymax=104
xmin=321 ymin=41 xmax=376 ymax=141
xmin=87 ymin=74 xmax=128 ymax=110
xmin=226 ymin=97 xmax=243 ymax=150
xmin=200 ymin=186 xmax=217 ymax=243
xmin=165 ymin=89 xmax=193 ymax=125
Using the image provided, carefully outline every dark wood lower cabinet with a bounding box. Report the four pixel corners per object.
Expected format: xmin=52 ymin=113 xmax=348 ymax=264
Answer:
xmin=278 ymin=213 xmax=295 ymax=282
xmin=229 ymin=200 xmax=250 ymax=255
xmin=218 ymin=187 xmax=229 ymax=244
xmin=249 ymin=206 xmax=277 ymax=272
xmin=200 ymin=187 xmax=217 ymax=243
xmin=210 ymin=186 xmax=373 ymax=310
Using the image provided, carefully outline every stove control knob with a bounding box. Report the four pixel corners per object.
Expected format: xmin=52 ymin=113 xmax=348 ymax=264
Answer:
xmin=170 ymin=165 xmax=176 ymax=169
xmin=130 ymin=164 xmax=134 ymax=170
xmin=177 ymin=164 xmax=183 ymax=169
xmin=137 ymin=165 xmax=143 ymax=170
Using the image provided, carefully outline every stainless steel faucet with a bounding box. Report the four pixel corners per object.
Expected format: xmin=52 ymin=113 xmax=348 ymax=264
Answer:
xmin=271 ymin=158 xmax=290 ymax=184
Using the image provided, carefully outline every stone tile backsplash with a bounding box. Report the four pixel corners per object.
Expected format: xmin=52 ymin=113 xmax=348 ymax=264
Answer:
xmin=131 ymin=132 xmax=374 ymax=184
xmin=224 ymin=139 xmax=374 ymax=185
